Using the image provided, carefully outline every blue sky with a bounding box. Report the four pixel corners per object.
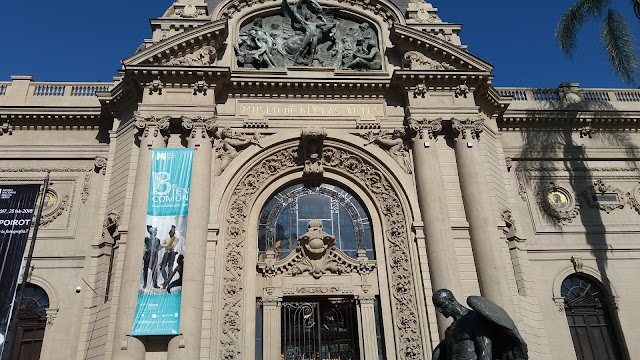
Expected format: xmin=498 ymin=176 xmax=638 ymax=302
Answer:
xmin=1 ymin=0 xmax=639 ymax=88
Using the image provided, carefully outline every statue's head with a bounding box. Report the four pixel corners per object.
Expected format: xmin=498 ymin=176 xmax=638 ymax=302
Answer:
xmin=432 ymin=289 xmax=457 ymax=318
xmin=253 ymin=17 xmax=263 ymax=27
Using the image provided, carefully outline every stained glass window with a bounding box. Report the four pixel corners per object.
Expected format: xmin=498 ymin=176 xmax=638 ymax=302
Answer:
xmin=258 ymin=183 xmax=374 ymax=260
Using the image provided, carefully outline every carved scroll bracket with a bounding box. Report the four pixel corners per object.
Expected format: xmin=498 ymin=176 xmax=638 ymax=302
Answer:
xmin=94 ymin=156 xmax=107 ymax=175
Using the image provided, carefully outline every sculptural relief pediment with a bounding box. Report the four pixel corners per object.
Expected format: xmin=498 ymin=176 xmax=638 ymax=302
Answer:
xmin=122 ymin=19 xmax=228 ymax=67
xmin=234 ymin=0 xmax=384 ymax=70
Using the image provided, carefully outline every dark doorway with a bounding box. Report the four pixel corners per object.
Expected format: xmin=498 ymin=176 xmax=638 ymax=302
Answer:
xmin=562 ymin=275 xmax=624 ymax=360
xmin=281 ymin=298 xmax=359 ymax=360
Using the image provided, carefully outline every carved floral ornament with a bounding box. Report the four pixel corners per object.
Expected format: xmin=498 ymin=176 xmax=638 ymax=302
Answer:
xmin=257 ymin=220 xmax=376 ymax=279
xmin=582 ymin=179 xmax=626 ymax=214
xmin=407 ymin=117 xmax=442 ymax=141
xmin=220 ymin=144 xmax=423 ymax=360
xmin=451 ymin=117 xmax=484 ymax=141
xmin=181 ymin=116 xmax=217 ymax=139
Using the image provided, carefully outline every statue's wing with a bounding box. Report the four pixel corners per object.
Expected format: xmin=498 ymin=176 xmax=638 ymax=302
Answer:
xmin=467 ymin=296 xmax=529 ymax=360
xmin=281 ymin=0 xmax=303 ymax=30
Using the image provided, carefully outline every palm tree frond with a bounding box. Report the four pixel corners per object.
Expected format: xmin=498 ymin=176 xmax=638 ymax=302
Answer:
xmin=601 ymin=9 xmax=639 ymax=85
xmin=556 ymin=0 xmax=610 ymax=57
xmin=633 ymin=0 xmax=640 ymax=19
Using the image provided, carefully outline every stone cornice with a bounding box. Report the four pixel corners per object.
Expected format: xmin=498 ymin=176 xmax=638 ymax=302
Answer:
xmin=391 ymin=24 xmax=494 ymax=72
xmin=499 ymin=112 xmax=640 ymax=131
xmin=122 ymin=19 xmax=228 ymax=66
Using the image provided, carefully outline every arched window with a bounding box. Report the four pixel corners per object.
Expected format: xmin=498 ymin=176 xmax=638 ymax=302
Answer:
xmin=257 ymin=183 xmax=374 ymax=261
xmin=561 ymin=275 xmax=624 ymax=360
xmin=7 ymin=283 xmax=49 ymax=360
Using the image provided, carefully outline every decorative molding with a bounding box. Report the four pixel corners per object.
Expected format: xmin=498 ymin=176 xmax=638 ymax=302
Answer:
xmin=505 ymin=157 xmax=513 ymax=172
xmin=451 ymin=118 xmax=484 ymax=142
xmin=174 ymin=4 xmax=207 ymax=18
xmin=181 ymin=116 xmax=217 ymax=139
xmin=215 ymin=128 xmax=263 ymax=175
xmin=102 ymin=212 xmax=121 ymax=239
xmin=501 ymin=209 xmax=517 ymax=239
xmin=403 ymin=51 xmax=455 ymax=70
xmin=39 ymin=189 xmax=70 ymax=227
xmin=46 ymin=308 xmax=59 ymax=329
xmin=296 ymin=286 xmax=340 ymax=294
xmin=300 ymin=128 xmax=327 ymax=176
xmin=515 ymin=170 xmax=527 ymax=201
xmin=578 ymin=125 xmax=593 ymax=138
xmin=257 ymin=220 xmax=376 ymax=279
xmin=581 ymin=179 xmax=626 ymax=214
xmin=554 ymin=297 xmax=566 ymax=313
xmin=192 ymin=79 xmax=209 ymax=95
xmin=626 ymin=182 xmax=640 ymax=214
xmin=0 ymin=167 xmax=92 ymax=205
xmin=94 ymin=156 xmax=107 ymax=175
xmin=361 ymin=129 xmax=412 ymax=173
xmin=133 ymin=114 xmax=170 ymax=139
xmin=220 ymin=144 xmax=423 ymax=360
xmin=536 ymin=183 xmax=580 ymax=225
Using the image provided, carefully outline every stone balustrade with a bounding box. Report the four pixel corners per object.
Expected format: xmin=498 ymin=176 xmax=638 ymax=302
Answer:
xmin=0 ymin=76 xmax=114 ymax=108
xmin=497 ymin=84 xmax=640 ymax=112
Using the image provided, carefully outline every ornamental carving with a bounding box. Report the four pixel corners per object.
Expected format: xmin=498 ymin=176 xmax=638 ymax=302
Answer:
xmin=408 ymin=117 xmax=443 ymax=141
xmin=36 ymin=189 xmax=70 ymax=227
xmin=537 ymin=183 xmax=580 ymax=224
xmin=133 ymin=114 xmax=170 ymax=139
xmin=234 ymin=0 xmax=381 ymax=70
xmin=215 ymin=128 xmax=263 ymax=175
xmin=102 ymin=212 xmax=121 ymax=239
xmin=626 ymin=183 xmax=640 ymax=214
xmin=94 ymin=156 xmax=107 ymax=175
xmin=301 ymin=128 xmax=326 ymax=175
xmin=403 ymin=51 xmax=455 ymax=70
xmin=181 ymin=116 xmax=217 ymax=139
xmin=296 ymin=286 xmax=340 ymax=294
xmin=582 ymin=179 xmax=625 ymax=214
xmin=0 ymin=120 xmax=13 ymax=135
xmin=257 ymin=220 xmax=376 ymax=279
xmin=451 ymin=118 xmax=484 ymax=141
xmin=164 ymin=46 xmax=217 ymax=66
xmin=361 ymin=129 xmax=412 ymax=174
xmin=220 ymin=144 xmax=423 ymax=360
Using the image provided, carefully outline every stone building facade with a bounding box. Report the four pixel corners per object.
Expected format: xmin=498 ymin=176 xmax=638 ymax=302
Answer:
xmin=0 ymin=0 xmax=638 ymax=359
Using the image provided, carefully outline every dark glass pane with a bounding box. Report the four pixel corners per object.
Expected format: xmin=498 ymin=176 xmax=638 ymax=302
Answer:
xmin=298 ymin=194 xmax=331 ymax=219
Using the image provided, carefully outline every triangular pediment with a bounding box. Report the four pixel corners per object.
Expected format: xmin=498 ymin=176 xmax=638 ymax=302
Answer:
xmin=123 ymin=19 xmax=228 ymax=66
xmin=391 ymin=24 xmax=493 ymax=73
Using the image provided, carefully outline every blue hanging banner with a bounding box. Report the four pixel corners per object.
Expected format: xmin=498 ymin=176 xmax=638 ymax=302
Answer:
xmin=0 ymin=184 xmax=40 ymax=357
xmin=131 ymin=148 xmax=194 ymax=336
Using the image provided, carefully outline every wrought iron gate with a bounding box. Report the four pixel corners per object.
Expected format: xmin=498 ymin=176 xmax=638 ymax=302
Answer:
xmin=281 ymin=299 xmax=359 ymax=360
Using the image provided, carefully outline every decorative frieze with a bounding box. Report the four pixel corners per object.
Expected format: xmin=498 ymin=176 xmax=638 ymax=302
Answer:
xmin=403 ymin=51 xmax=455 ymax=70
xmin=165 ymin=46 xmax=217 ymax=66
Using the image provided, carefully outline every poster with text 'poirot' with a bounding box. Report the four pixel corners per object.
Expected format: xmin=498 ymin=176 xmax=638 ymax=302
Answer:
xmin=0 ymin=184 xmax=40 ymax=357
xmin=131 ymin=148 xmax=193 ymax=336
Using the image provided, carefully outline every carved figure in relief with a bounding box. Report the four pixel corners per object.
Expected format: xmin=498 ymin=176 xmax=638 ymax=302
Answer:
xmin=432 ymin=289 xmax=528 ymax=360
xmin=343 ymin=37 xmax=381 ymax=70
xmin=166 ymin=46 xmax=217 ymax=66
xmin=282 ymin=0 xmax=338 ymax=66
xmin=363 ymin=128 xmax=412 ymax=173
xmin=216 ymin=128 xmax=263 ymax=174
xmin=235 ymin=18 xmax=278 ymax=68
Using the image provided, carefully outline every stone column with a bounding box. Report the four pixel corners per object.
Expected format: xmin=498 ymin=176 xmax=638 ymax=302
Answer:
xmin=262 ymin=297 xmax=282 ymax=360
xmin=407 ymin=118 xmax=463 ymax=335
xmin=112 ymin=115 xmax=169 ymax=360
xmin=167 ymin=117 xmax=216 ymax=360
xmin=451 ymin=118 xmax=514 ymax=314
xmin=358 ymin=296 xmax=380 ymax=360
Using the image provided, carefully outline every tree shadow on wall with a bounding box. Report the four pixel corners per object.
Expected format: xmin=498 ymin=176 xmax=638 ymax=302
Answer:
xmin=515 ymin=93 xmax=640 ymax=313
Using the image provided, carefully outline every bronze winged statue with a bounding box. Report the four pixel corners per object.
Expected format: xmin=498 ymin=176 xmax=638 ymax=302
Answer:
xmin=432 ymin=289 xmax=528 ymax=360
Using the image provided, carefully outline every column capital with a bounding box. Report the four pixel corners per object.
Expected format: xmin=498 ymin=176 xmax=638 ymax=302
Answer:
xmin=407 ymin=117 xmax=443 ymax=140
xmin=181 ymin=116 xmax=217 ymax=139
xmin=451 ymin=117 xmax=484 ymax=142
xmin=133 ymin=113 xmax=170 ymax=139
xmin=357 ymin=295 xmax=376 ymax=305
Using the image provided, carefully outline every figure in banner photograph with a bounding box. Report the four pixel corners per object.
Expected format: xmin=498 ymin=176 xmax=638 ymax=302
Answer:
xmin=164 ymin=254 xmax=184 ymax=293
xmin=143 ymin=225 xmax=160 ymax=289
xmin=160 ymin=224 xmax=179 ymax=286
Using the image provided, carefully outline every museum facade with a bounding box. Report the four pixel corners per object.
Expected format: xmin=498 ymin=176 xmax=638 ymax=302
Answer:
xmin=0 ymin=0 xmax=638 ymax=359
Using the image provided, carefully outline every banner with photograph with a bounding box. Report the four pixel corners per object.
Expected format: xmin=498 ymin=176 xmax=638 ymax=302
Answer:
xmin=131 ymin=148 xmax=194 ymax=336
xmin=0 ymin=184 xmax=40 ymax=357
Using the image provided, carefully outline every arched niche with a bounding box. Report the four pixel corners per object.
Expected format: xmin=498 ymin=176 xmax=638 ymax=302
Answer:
xmin=212 ymin=137 xmax=428 ymax=360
